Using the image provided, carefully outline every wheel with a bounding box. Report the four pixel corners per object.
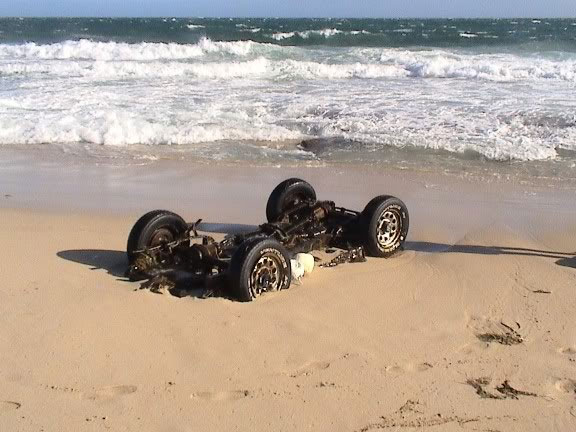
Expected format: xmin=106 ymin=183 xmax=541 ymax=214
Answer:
xmin=126 ymin=210 xmax=188 ymax=262
xmin=229 ymin=237 xmax=292 ymax=302
xmin=360 ymin=196 xmax=409 ymax=257
xmin=266 ymin=178 xmax=316 ymax=222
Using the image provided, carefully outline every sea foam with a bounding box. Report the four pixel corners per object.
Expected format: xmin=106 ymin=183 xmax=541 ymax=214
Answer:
xmin=0 ymin=38 xmax=258 ymax=61
xmin=271 ymin=28 xmax=343 ymax=40
xmin=2 ymin=45 xmax=575 ymax=83
xmin=1 ymin=39 xmax=576 ymax=163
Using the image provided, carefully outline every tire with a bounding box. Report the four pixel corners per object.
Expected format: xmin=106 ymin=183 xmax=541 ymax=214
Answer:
xmin=126 ymin=210 xmax=188 ymax=262
xmin=266 ymin=178 xmax=316 ymax=222
xmin=229 ymin=237 xmax=292 ymax=302
xmin=360 ymin=196 xmax=409 ymax=258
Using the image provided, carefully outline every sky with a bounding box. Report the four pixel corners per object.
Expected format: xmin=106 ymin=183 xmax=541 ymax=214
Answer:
xmin=0 ymin=0 xmax=575 ymax=18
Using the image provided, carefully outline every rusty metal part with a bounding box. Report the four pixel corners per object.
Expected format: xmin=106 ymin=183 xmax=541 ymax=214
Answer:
xmin=188 ymin=218 xmax=203 ymax=236
xmin=129 ymin=197 xmax=368 ymax=297
xmin=319 ymin=247 xmax=367 ymax=268
xmin=191 ymin=242 xmax=219 ymax=260
xmin=128 ymin=251 xmax=159 ymax=277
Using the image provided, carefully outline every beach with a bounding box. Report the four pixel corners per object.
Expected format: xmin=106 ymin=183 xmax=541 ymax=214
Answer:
xmin=1 ymin=149 xmax=576 ymax=431
xmin=2 ymin=16 xmax=576 ymax=431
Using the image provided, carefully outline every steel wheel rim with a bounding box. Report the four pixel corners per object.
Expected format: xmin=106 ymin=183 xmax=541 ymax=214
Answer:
xmin=290 ymin=193 xmax=307 ymax=206
xmin=376 ymin=209 xmax=402 ymax=250
xmin=250 ymin=254 xmax=282 ymax=297
xmin=150 ymin=228 xmax=174 ymax=248
xmin=285 ymin=193 xmax=306 ymax=218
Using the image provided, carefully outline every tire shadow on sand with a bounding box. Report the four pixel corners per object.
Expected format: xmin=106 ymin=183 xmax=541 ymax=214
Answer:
xmin=59 ymin=243 xmax=574 ymax=280
xmin=556 ymin=256 xmax=576 ymax=269
xmin=56 ymin=222 xmax=257 ymax=279
xmin=57 ymin=249 xmax=218 ymax=299
xmin=57 ymin=249 xmax=127 ymax=278
xmin=406 ymin=241 xmax=575 ymax=261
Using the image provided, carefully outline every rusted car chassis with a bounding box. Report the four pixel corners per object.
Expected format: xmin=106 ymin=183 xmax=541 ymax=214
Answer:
xmin=126 ymin=178 xmax=409 ymax=301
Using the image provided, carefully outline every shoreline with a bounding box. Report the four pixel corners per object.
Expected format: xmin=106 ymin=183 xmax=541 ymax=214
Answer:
xmin=3 ymin=143 xmax=576 ymax=199
xmin=3 ymin=145 xmax=576 ymax=249
xmin=2 ymin=145 xmax=576 ymax=214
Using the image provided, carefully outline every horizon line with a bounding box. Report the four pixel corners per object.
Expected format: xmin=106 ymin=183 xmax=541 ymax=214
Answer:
xmin=1 ymin=15 xmax=576 ymax=20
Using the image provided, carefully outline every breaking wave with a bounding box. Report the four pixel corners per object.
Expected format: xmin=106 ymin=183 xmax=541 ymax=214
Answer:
xmin=0 ymin=38 xmax=260 ymax=61
xmin=1 ymin=35 xmax=576 ymax=164
xmin=0 ymin=110 xmax=304 ymax=146
xmin=1 ymin=43 xmax=575 ymax=83
xmin=1 ymin=106 xmax=574 ymax=162
xmin=270 ymin=28 xmax=343 ymax=40
xmin=269 ymin=28 xmax=372 ymax=40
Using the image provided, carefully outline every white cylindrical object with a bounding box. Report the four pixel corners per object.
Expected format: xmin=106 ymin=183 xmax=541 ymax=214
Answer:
xmin=296 ymin=253 xmax=315 ymax=275
xmin=290 ymin=259 xmax=305 ymax=280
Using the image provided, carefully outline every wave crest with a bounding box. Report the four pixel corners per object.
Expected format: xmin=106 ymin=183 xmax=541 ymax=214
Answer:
xmin=0 ymin=38 xmax=258 ymax=61
xmin=2 ymin=53 xmax=575 ymax=83
xmin=271 ymin=28 xmax=343 ymax=40
xmin=0 ymin=110 xmax=304 ymax=146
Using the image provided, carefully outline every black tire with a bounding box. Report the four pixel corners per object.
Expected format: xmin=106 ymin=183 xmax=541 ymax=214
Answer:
xmin=360 ymin=196 xmax=409 ymax=258
xmin=229 ymin=237 xmax=292 ymax=302
xmin=266 ymin=178 xmax=316 ymax=222
xmin=127 ymin=210 xmax=188 ymax=262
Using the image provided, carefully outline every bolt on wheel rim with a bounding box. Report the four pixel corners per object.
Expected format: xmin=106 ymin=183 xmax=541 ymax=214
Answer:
xmin=250 ymin=254 xmax=282 ymax=297
xmin=150 ymin=228 xmax=174 ymax=248
xmin=376 ymin=209 xmax=402 ymax=250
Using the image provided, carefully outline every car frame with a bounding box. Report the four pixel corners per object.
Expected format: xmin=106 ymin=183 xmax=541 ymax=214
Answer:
xmin=126 ymin=178 xmax=409 ymax=301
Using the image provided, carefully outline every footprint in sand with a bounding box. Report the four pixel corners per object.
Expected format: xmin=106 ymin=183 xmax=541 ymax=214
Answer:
xmin=555 ymin=379 xmax=576 ymax=394
xmin=558 ymin=346 xmax=576 ymax=355
xmin=384 ymin=365 xmax=405 ymax=374
xmin=384 ymin=362 xmax=433 ymax=375
xmin=191 ymin=390 xmax=250 ymax=401
xmin=411 ymin=362 xmax=433 ymax=372
xmin=45 ymin=384 xmax=80 ymax=394
xmin=288 ymin=354 xmax=359 ymax=378
xmin=290 ymin=361 xmax=331 ymax=378
xmin=82 ymin=385 xmax=137 ymax=401
xmin=0 ymin=401 xmax=21 ymax=413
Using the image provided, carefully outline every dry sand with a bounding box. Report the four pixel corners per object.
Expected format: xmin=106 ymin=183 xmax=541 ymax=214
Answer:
xmin=1 ymin=152 xmax=576 ymax=431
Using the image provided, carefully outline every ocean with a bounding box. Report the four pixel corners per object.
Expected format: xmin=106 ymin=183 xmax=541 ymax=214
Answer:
xmin=1 ymin=17 xmax=576 ymax=178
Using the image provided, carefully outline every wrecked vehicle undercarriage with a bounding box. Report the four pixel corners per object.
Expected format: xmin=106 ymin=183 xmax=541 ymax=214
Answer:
xmin=126 ymin=178 xmax=409 ymax=301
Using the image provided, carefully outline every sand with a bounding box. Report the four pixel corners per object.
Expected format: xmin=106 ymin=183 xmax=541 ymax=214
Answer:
xmin=1 ymin=150 xmax=576 ymax=431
